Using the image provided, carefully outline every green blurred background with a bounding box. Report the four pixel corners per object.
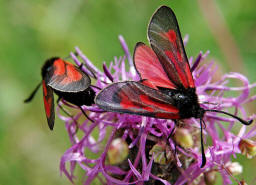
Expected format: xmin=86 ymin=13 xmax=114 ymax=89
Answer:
xmin=0 ymin=0 xmax=255 ymax=184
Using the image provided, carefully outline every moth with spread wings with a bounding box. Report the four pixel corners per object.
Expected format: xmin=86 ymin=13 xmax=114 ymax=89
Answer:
xmin=95 ymin=6 xmax=252 ymax=167
xmin=96 ymin=6 xmax=204 ymax=122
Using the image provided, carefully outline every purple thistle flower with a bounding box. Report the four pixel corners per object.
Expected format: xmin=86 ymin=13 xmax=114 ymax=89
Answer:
xmin=58 ymin=35 xmax=256 ymax=185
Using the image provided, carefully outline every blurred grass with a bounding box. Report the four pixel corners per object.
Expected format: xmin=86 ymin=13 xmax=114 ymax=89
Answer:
xmin=0 ymin=0 xmax=255 ymax=184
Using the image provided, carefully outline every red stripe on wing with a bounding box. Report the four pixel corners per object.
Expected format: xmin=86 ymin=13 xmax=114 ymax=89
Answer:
xmin=42 ymin=81 xmax=51 ymax=117
xmin=42 ymin=80 xmax=48 ymax=96
xmin=155 ymin=113 xmax=179 ymax=119
xmin=42 ymin=80 xmax=55 ymax=130
xmin=43 ymin=93 xmax=52 ymax=118
xmin=185 ymin=62 xmax=194 ymax=88
xmin=120 ymin=92 xmax=141 ymax=109
xmin=139 ymin=95 xmax=178 ymax=113
xmin=161 ymin=30 xmax=194 ymax=88
xmin=162 ymin=30 xmax=177 ymax=48
xmin=164 ymin=50 xmax=189 ymax=88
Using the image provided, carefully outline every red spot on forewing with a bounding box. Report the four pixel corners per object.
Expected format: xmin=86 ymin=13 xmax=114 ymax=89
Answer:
xmin=144 ymin=106 xmax=154 ymax=112
xmin=61 ymin=64 xmax=83 ymax=84
xmin=42 ymin=82 xmax=52 ymax=118
xmin=155 ymin=113 xmax=179 ymax=119
xmin=42 ymin=80 xmax=52 ymax=118
xmin=161 ymin=30 xmax=195 ymax=88
xmin=43 ymin=96 xmax=52 ymax=118
xmin=185 ymin=63 xmax=195 ymax=88
xmin=162 ymin=30 xmax=183 ymax=62
xmin=67 ymin=64 xmax=82 ymax=81
xmin=165 ymin=50 xmax=188 ymax=88
xmin=42 ymin=80 xmax=47 ymax=96
xmin=120 ymin=93 xmax=141 ymax=110
xmin=177 ymin=51 xmax=182 ymax=62
xmin=120 ymin=93 xmax=179 ymax=115
xmin=53 ymin=59 xmax=66 ymax=76
xmin=162 ymin=30 xmax=177 ymax=46
xmin=120 ymin=99 xmax=137 ymax=109
xmin=139 ymin=95 xmax=179 ymax=113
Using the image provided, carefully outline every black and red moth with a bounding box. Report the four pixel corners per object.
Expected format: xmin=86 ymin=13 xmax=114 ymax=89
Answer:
xmin=95 ymin=6 xmax=253 ymax=167
xmin=25 ymin=57 xmax=95 ymax=130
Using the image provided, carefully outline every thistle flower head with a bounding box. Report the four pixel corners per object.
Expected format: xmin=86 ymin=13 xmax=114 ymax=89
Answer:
xmin=59 ymin=36 xmax=256 ymax=184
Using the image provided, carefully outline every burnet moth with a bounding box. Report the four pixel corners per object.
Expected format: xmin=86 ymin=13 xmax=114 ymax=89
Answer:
xmin=24 ymin=57 xmax=95 ymax=130
xmin=95 ymin=6 xmax=253 ymax=167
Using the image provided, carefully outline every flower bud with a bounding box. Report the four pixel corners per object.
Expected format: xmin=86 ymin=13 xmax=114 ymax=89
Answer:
xmin=107 ymin=138 xmax=129 ymax=165
xmin=204 ymin=170 xmax=217 ymax=185
xmin=225 ymin=162 xmax=243 ymax=176
xmin=239 ymin=139 xmax=256 ymax=158
xmin=174 ymin=128 xmax=193 ymax=148
xmin=240 ymin=180 xmax=248 ymax=185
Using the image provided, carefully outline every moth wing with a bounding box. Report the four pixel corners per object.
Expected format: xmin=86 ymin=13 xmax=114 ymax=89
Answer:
xmin=95 ymin=81 xmax=180 ymax=119
xmin=47 ymin=59 xmax=91 ymax=92
xmin=134 ymin=42 xmax=176 ymax=90
xmin=42 ymin=80 xmax=55 ymax=130
xmin=148 ymin=6 xmax=195 ymax=89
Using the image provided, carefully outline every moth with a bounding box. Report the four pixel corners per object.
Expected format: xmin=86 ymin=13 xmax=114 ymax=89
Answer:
xmin=95 ymin=6 xmax=253 ymax=167
xmin=25 ymin=57 xmax=95 ymax=130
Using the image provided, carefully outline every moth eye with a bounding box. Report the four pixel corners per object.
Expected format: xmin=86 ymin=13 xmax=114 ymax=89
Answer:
xmin=47 ymin=66 xmax=53 ymax=72
xmin=178 ymin=94 xmax=184 ymax=99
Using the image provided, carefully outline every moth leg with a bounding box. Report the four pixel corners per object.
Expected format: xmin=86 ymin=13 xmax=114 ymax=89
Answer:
xmin=166 ymin=120 xmax=179 ymax=162
xmin=57 ymin=97 xmax=79 ymax=133
xmin=90 ymin=85 xmax=102 ymax=90
xmin=167 ymin=120 xmax=177 ymax=140
xmin=24 ymin=82 xmax=42 ymax=103
xmin=79 ymin=106 xmax=94 ymax=123
xmin=174 ymin=143 xmax=177 ymax=158
xmin=57 ymin=97 xmax=72 ymax=117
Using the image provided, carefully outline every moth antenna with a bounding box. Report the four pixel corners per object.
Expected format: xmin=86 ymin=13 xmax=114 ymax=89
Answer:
xmin=205 ymin=109 xmax=253 ymax=125
xmin=201 ymin=101 xmax=218 ymax=105
xmin=24 ymin=82 xmax=42 ymax=103
xmin=90 ymin=85 xmax=102 ymax=90
xmin=200 ymin=118 xmax=206 ymax=168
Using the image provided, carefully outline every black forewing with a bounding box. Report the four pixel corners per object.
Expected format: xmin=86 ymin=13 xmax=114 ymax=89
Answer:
xmin=95 ymin=81 xmax=180 ymax=119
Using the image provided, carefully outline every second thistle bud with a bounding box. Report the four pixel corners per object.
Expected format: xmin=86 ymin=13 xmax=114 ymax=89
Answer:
xmin=204 ymin=170 xmax=217 ymax=185
xmin=225 ymin=161 xmax=243 ymax=176
xmin=107 ymin=138 xmax=129 ymax=165
xmin=174 ymin=128 xmax=193 ymax=148
xmin=239 ymin=139 xmax=256 ymax=158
